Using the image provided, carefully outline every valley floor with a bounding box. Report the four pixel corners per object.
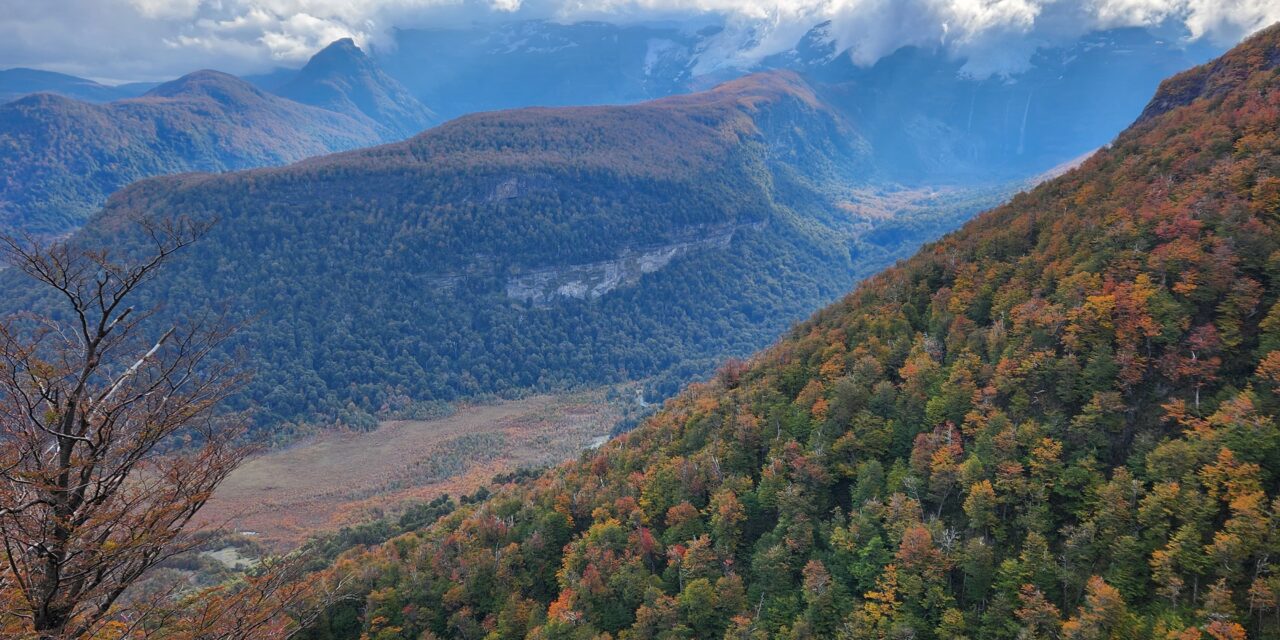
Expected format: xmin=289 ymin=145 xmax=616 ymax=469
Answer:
xmin=194 ymin=389 xmax=629 ymax=549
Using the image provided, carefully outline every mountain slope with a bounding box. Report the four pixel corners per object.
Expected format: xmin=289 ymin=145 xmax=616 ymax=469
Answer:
xmin=38 ymin=71 xmax=1007 ymax=429
xmin=277 ymin=38 xmax=436 ymax=141
xmin=0 ymin=70 xmax=387 ymax=235
xmin=380 ymin=21 xmax=701 ymax=120
xmin=295 ymin=23 xmax=1280 ymax=640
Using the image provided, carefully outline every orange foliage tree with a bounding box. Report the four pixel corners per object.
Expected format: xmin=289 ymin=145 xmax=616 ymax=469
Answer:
xmin=0 ymin=219 xmax=253 ymax=638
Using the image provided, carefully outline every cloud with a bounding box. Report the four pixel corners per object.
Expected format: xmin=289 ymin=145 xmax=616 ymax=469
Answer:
xmin=1184 ymin=0 xmax=1280 ymax=43
xmin=0 ymin=0 xmax=1277 ymax=82
xmin=129 ymin=0 xmax=201 ymax=19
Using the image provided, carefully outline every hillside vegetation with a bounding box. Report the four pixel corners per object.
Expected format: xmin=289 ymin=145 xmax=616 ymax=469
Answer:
xmin=293 ymin=24 xmax=1280 ymax=640
xmin=38 ymin=71 xmax=1005 ymax=429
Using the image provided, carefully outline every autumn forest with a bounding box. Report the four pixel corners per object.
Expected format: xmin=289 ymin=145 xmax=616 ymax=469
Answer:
xmin=2 ymin=5 xmax=1280 ymax=640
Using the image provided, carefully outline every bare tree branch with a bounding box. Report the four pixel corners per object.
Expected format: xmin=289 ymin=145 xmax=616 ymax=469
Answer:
xmin=0 ymin=216 xmax=273 ymax=639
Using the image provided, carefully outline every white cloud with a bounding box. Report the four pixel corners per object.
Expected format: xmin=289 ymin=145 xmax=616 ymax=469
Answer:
xmin=1184 ymin=0 xmax=1280 ymax=43
xmin=0 ymin=0 xmax=1276 ymax=82
xmin=1089 ymin=0 xmax=1180 ymax=27
xmin=129 ymin=0 xmax=201 ymax=19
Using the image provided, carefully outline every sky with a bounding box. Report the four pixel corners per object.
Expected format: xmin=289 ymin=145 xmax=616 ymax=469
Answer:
xmin=1 ymin=0 xmax=1278 ymax=82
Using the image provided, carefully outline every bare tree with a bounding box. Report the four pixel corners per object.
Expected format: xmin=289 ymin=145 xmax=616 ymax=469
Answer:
xmin=0 ymin=218 xmax=252 ymax=639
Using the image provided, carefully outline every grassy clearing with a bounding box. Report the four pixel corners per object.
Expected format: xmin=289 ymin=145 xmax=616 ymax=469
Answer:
xmin=195 ymin=388 xmax=627 ymax=549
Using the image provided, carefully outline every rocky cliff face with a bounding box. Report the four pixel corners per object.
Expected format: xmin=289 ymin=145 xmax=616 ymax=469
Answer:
xmin=505 ymin=222 xmax=762 ymax=305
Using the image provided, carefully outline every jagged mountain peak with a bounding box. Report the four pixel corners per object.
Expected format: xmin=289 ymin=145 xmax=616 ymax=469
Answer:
xmin=277 ymin=37 xmax=436 ymax=140
xmin=297 ymin=38 xmax=368 ymax=75
xmin=321 ymin=36 xmax=359 ymax=52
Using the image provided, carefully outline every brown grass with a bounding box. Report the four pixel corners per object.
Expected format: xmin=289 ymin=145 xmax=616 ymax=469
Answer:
xmin=194 ymin=389 xmax=625 ymax=549
xmin=835 ymin=187 xmax=957 ymax=221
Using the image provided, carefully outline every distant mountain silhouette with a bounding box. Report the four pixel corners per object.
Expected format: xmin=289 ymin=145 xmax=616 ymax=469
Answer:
xmin=0 ymin=70 xmax=386 ymax=234
xmin=278 ymin=38 xmax=436 ymax=141
xmin=0 ymin=67 xmax=155 ymax=104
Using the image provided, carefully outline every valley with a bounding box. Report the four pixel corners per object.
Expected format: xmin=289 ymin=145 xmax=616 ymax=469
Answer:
xmin=289 ymin=24 xmax=1280 ymax=640
xmin=1 ymin=6 xmax=1276 ymax=639
xmin=2 ymin=71 xmax=1009 ymax=429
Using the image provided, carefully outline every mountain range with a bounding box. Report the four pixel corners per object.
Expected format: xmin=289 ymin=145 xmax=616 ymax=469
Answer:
xmin=0 ymin=39 xmax=434 ymax=236
xmin=789 ymin=27 xmax=1221 ymax=180
xmin=3 ymin=10 xmax=1280 ymax=639
xmin=290 ymin=23 xmax=1280 ymax=640
xmin=375 ymin=22 xmax=1219 ymax=179
xmin=0 ymin=67 xmax=157 ymax=104
xmin=0 ymin=22 xmax=1221 ymax=238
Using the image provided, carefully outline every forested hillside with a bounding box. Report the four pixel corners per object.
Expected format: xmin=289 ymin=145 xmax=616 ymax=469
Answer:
xmin=30 ymin=71 xmax=1005 ymax=429
xmin=0 ymin=70 xmax=386 ymax=235
xmin=293 ymin=24 xmax=1280 ymax=639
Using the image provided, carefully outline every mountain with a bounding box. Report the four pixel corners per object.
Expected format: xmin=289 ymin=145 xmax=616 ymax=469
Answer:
xmin=0 ymin=67 xmax=156 ymax=104
xmin=292 ymin=23 xmax=1280 ymax=640
xmin=376 ymin=22 xmax=1218 ymax=179
xmin=0 ymin=70 xmax=389 ymax=235
xmin=241 ymin=66 xmax=300 ymax=92
xmin=276 ymin=38 xmax=437 ymax=141
xmin=378 ymin=21 xmax=702 ymax=120
xmin=28 ymin=71 xmax=1014 ymax=429
xmin=0 ymin=41 xmax=432 ymax=237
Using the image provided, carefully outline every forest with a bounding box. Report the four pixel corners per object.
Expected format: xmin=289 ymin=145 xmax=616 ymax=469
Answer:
xmin=281 ymin=24 xmax=1280 ymax=639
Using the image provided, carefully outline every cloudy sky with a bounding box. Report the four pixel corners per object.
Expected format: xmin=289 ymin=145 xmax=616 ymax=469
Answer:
xmin=2 ymin=0 xmax=1278 ymax=82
